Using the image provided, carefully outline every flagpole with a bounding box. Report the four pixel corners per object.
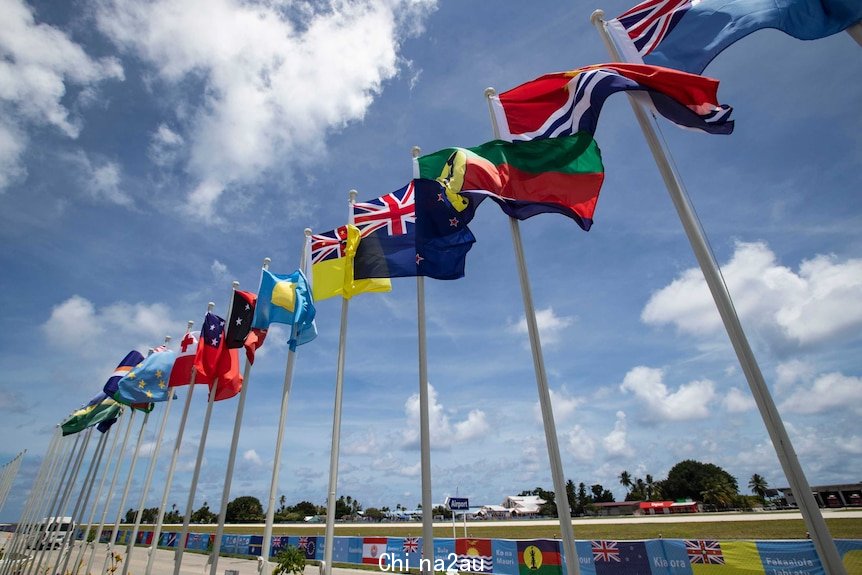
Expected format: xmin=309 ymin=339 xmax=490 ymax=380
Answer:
xmin=322 ymin=190 xmax=359 ymax=575
xmin=0 ymin=451 xmax=24 ymax=514
xmin=73 ymin=409 xmax=126 ymax=574
xmin=145 ymin=320 xmax=196 ymax=575
xmin=57 ymin=429 xmax=110 ymax=575
xmin=482 ymin=88 xmax=580 ymax=575
xmin=209 ymin=273 xmax=263 ymax=575
xmin=121 ymin=338 xmax=175 ymax=575
xmin=85 ymin=409 xmax=137 ymax=575
xmin=102 ymin=410 xmax=151 ymax=575
xmin=410 ymin=147 xmax=435 ymax=575
xmin=590 ymin=12 xmax=845 ymax=575
xmin=174 ymin=289 xmax=235 ymax=575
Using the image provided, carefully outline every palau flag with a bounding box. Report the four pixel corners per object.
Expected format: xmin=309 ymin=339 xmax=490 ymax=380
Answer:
xmin=608 ymin=0 xmax=862 ymax=75
xmin=251 ymin=268 xmax=317 ymax=349
xmin=418 ymin=136 xmax=605 ymax=230
xmin=113 ymin=349 xmax=177 ymax=405
xmin=102 ymin=350 xmax=145 ymax=397
xmin=61 ymin=393 xmax=123 ymax=436
xmin=352 ymin=179 xmax=477 ymax=281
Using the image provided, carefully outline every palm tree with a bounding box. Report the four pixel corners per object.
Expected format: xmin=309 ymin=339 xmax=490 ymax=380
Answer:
xmin=279 ymin=494 xmax=286 ymax=512
xmin=619 ymin=470 xmax=633 ymax=492
xmin=701 ymin=478 xmax=736 ymax=509
xmin=748 ymin=474 xmax=769 ymax=500
xmin=645 ymin=474 xmax=656 ymax=500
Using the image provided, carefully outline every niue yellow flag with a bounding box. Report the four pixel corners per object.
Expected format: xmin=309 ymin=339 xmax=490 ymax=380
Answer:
xmin=311 ymin=224 xmax=390 ymax=301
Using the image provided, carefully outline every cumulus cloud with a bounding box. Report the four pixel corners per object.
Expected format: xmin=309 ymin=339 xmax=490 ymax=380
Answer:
xmin=149 ymin=123 xmax=184 ymax=166
xmin=211 ymin=259 xmax=230 ymax=283
xmin=620 ymin=366 xmax=715 ymax=422
xmin=602 ymin=411 xmax=633 ymax=457
xmin=535 ymin=387 xmax=583 ymax=423
xmin=775 ymin=360 xmax=815 ymax=392
xmin=242 ymin=449 xmax=263 ymax=466
xmin=723 ymin=387 xmax=755 ymax=413
xmin=64 ymin=151 xmax=131 ymax=205
xmin=565 ymin=424 xmax=596 ymax=461
xmin=0 ymin=0 xmax=123 ymax=190
xmin=401 ymin=384 xmax=489 ymax=449
xmin=95 ymin=0 xmax=437 ymax=218
xmin=642 ymin=242 xmax=862 ymax=350
xmin=780 ymin=371 xmax=862 ymax=415
xmin=43 ymin=295 xmax=180 ymax=354
xmin=509 ymin=307 xmax=574 ymax=347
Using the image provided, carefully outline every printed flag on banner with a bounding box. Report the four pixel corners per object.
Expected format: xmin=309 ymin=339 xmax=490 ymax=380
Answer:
xmin=455 ymin=538 xmax=494 ymax=573
xmin=418 ymin=135 xmax=604 ymax=230
xmin=489 ymin=63 xmax=733 ymax=138
xmin=517 ymin=540 xmax=562 ymax=575
xmin=114 ymin=349 xmax=177 ymax=405
xmin=362 ymin=537 xmax=388 ymax=566
xmin=226 ymin=290 xmax=256 ymax=348
xmin=194 ymin=312 xmax=243 ymax=401
xmin=103 ymin=350 xmax=145 ymax=397
xmin=593 ymin=541 xmax=651 ymax=575
xmin=311 ymin=225 xmax=391 ymax=301
xmin=298 ymin=536 xmax=317 ymax=560
xmin=353 ymin=179 xmax=477 ymax=281
xmin=607 ymin=0 xmax=862 ymax=75
xmin=168 ymin=331 xmax=201 ymax=387
xmin=61 ymin=393 xmax=123 ymax=436
xmin=251 ymin=268 xmax=317 ymax=350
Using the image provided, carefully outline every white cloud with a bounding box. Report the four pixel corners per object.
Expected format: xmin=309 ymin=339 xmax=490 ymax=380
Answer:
xmin=401 ymin=384 xmax=489 ymax=449
xmin=65 ymin=151 xmax=131 ymax=205
xmin=509 ymin=307 xmax=574 ymax=347
xmin=642 ymin=242 xmax=862 ymax=349
xmin=0 ymin=0 xmax=123 ymax=190
xmin=780 ymin=371 xmax=862 ymax=415
xmin=242 ymin=449 xmax=263 ymax=466
xmin=564 ymin=425 xmax=596 ymax=461
xmin=775 ymin=360 xmax=815 ymax=393
xmin=723 ymin=387 xmax=755 ymax=413
xmin=534 ymin=387 xmax=583 ymax=423
xmin=95 ymin=0 xmax=436 ymax=218
xmin=620 ymin=366 xmax=716 ymax=422
xmin=602 ymin=411 xmax=633 ymax=457
xmin=211 ymin=259 xmax=230 ymax=283
xmin=149 ymin=123 xmax=184 ymax=166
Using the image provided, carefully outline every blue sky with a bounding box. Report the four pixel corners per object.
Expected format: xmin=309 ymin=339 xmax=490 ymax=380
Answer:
xmin=1 ymin=0 xmax=861 ymax=523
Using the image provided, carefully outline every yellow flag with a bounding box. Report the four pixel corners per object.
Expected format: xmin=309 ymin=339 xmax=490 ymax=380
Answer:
xmin=311 ymin=224 xmax=391 ymax=301
xmin=690 ymin=542 xmax=764 ymax=575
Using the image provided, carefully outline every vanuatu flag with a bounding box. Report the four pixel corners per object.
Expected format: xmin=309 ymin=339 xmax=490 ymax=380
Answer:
xmin=61 ymin=393 xmax=123 ymax=436
xmin=418 ymin=134 xmax=604 ymax=230
xmin=517 ymin=539 xmax=562 ymax=575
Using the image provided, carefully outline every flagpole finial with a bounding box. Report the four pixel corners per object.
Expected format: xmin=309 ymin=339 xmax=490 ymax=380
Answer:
xmin=208 ymin=302 xmax=215 ymax=312
xmin=263 ymin=257 xmax=271 ymax=271
xmin=484 ymin=87 xmax=496 ymax=98
xmin=232 ymin=280 xmax=240 ymax=290
xmin=187 ymin=320 xmax=194 ymax=331
xmin=164 ymin=335 xmax=172 ymax=346
xmin=411 ymin=146 xmax=421 ymax=158
xmin=348 ymin=189 xmax=357 ymax=202
xmin=304 ymin=228 xmax=312 ymax=237
xmin=590 ymin=10 xmax=605 ymax=25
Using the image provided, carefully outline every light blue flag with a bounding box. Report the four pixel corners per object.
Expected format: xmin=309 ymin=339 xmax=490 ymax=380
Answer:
xmin=114 ymin=349 xmax=177 ymax=405
xmin=251 ymin=268 xmax=317 ymax=349
xmin=610 ymin=0 xmax=862 ymax=74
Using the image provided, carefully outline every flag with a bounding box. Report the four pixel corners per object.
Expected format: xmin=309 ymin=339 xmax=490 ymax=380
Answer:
xmin=61 ymin=393 xmax=123 ymax=436
xmin=418 ymin=135 xmax=604 ymax=230
xmin=194 ymin=312 xmax=243 ymax=401
xmin=243 ymin=328 xmax=267 ymax=364
xmin=607 ymin=0 xmax=862 ymax=75
xmin=226 ymin=290 xmax=256 ymax=348
xmin=114 ymin=349 xmax=177 ymax=405
xmin=593 ymin=541 xmax=651 ymax=575
xmin=310 ymin=225 xmax=391 ymax=300
xmin=490 ymin=63 xmax=733 ymax=137
xmin=455 ymin=538 xmax=493 ymax=573
xmin=362 ymin=537 xmax=388 ymax=565
xmin=517 ymin=540 xmax=562 ymax=575
xmin=298 ymin=536 xmax=317 ymax=560
xmin=686 ymin=540 xmax=725 ymax=565
xmin=352 ymin=179 xmax=477 ymax=281
xmin=688 ymin=541 xmax=764 ymax=575
xmin=251 ymin=269 xmax=317 ymax=349
xmin=103 ymin=350 xmax=145 ymax=397
xmin=592 ymin=541 xmax=621 ymax=563
xmin=96 ymin=414 xmax=121 ymax=433
xmin=168 ymin=331 xmax=201 ymax=387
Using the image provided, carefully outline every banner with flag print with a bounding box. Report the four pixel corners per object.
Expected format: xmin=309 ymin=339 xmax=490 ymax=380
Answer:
xmin=298 ymin=536 xmax=318 ymax=560
xmin=456 ymin=538 xmax=494 ymax=573
xmin=362 ymin=537 xmax=388 ymax=565
xmin=517 ymin=540 xmax=562 ymax=575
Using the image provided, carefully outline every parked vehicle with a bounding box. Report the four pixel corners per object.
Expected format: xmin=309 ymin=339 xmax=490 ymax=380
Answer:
xmin=26 ymin=517 xmax=75 ymax=550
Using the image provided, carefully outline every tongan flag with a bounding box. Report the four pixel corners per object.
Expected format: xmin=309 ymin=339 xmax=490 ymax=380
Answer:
xmin=608 ymin=0 xmax=862 ymax=75
xmin=168 ymin=331 xmax=202 ymax=387
xmin=103 ymin=350 xmax=145 ymax=397
xmin=490 ymin=64 xmax=733 ymax=138
xmin=114 ymin=349 xmax=177 ymax=405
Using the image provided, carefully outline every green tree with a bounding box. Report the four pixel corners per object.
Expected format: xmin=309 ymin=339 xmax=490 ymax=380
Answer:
xmin=191 ymin=501 xmax=217 ymax=524
xmin=565 ymin=479 xmax=577 ymax=516
xmin=701 ymin=477 xmax=737 ymax=509
xmin=226 ymin=496 xmax=264 ymax=523
xmin=590 ymin=484 xmax=614 ymax=503
xmin=748 ymin=474 xmax=769 ymax=500
xmin=123 ymin=508 xmax=135 ymax=524
xmin=272 ymin=546 xmax=305 ymax=575
xmin=619 ymin=470 xmax=633 ymax=493
xmin=364 ymin=507 xmax=384 ymax=521
xmin=662 ymin=460 xmax=738 ymax=502
xmin=575 ymin=482 xmax=589 ymax=515
xmin=645 ymin=474 xmax=658 ymax=500
xmin=289 ymin=500 xmax=319 ymax=517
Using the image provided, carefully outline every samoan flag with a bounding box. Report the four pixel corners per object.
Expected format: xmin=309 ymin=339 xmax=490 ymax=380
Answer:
xmin=103 ymin=350 xmax=145 ymax=397
xmin=353 ymin=179 xmax=477 ymax=281
xmin=608 ymin=0 xmax=862 ymax=75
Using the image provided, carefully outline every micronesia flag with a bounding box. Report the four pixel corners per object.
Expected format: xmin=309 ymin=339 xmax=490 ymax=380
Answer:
xmin=103 ymin=350 xmax=145 ymax=397
xmin=607 ymin=0 xmax=862 ymax=74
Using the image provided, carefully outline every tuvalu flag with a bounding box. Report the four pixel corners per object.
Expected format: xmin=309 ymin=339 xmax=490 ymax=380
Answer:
xmin=114 ymin=349 xmax=176 ymax=405
xmin=418 ymin=135 xmax=604 ymax=230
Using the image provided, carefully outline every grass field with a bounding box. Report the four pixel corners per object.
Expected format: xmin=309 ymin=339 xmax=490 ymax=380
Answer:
xmin=116 ymin=516 xmax=862 ymax=541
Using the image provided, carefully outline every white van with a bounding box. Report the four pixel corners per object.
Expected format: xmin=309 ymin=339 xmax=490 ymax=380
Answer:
xmin=27 ymin=517 xmax=75 ymax=550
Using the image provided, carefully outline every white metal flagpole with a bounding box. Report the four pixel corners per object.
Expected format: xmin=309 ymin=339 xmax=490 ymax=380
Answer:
xmin=590 ymin=11 xmax=845 ymax=575
xmin=482 ymin=88 xmax=580 ymax=575
xmin=145 ymin=320 xmax=196 ymax=575
xmin=322 ymin=190 xmax=358 ymax=575
xmin=259 ymin=233 xmax=312 ymax=573
xmin=121 ymin=337 xmax=175 ymax=575
xmin=411 ymin=146 xmax=435 ymax=575
xmin=174 ymin=289 xmax=236 ymax=575
xmin=85 ymin=409 xmax=136 ymax=575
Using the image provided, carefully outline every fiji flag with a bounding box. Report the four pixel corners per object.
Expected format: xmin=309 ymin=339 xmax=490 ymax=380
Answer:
xmin=114 ymin=349 xmax=177 ymax=405
xmin=103 ymin=350 xmax=145 ymax=397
